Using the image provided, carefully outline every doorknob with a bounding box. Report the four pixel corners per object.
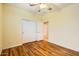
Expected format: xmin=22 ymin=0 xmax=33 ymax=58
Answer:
xmin=22 ymin=32 xmax=24 ymax=34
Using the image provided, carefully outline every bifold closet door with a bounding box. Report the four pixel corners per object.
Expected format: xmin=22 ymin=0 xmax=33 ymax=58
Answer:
xmin=22 ymin=20 xmax=43 ymax=43
xmin=22 ymin=20 xmax=36 ymax=43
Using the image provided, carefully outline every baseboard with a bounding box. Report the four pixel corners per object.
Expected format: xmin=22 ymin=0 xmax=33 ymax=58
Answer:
xmin=2 ymin=40 xmax=43 ymax=50
xmin=0 ymin=48 xmax=2 ymax=55
xmin=48 ymin=41 xmax=79 ymax=52
xmin=2 ymin=43 xmax=23 ymax=50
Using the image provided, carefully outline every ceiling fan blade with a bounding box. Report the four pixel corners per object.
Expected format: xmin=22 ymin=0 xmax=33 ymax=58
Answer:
xmin=29 ymin=4 xmax=38 ymax=6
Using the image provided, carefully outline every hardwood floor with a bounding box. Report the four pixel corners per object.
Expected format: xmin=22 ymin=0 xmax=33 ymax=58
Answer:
xmin=1 ymin=40 xmax=79 ymax=56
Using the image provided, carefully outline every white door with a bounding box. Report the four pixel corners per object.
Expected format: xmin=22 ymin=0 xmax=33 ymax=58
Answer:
xmin=22 ymin=20 xmax=36 ymax=43
xmin=22 ymin=20 xmax=43 ymax=43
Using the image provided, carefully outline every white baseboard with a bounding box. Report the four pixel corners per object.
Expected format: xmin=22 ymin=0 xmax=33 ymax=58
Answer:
xmin=48 ymin=41 xmax=79 ymax=52
xmin=0 ymin=48 xmax=2 ymax=55
xmin=2 ymin=43 xmax=23 ymax=50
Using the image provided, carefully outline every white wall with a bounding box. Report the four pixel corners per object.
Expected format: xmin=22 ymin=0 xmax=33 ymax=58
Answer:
xmin=0 ymin=4 xmax=2 ymax=54
xmin=43 ymin=4 xmax=79 ymax=51
xmin=3 ymin=4 xmax=41 ymax=49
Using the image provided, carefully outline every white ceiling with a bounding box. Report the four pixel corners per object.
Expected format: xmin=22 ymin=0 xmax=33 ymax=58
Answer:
xmin=11 ymin=3 xmax=73 ymax=15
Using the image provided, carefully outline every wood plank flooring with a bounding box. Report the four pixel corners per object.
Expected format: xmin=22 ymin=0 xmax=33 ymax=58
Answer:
xmin=1 ymin=40 xmax=79 ymax=56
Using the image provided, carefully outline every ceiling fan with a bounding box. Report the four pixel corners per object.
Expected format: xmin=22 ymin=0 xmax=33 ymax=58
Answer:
xmin=29 ymin=3 xmax=53 ymax=12
xmin=29 ymin=3 xmax=49 ymax=9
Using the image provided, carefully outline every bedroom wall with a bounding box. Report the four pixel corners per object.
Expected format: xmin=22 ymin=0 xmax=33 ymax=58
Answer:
xmin=3 ymin=4 xmax=42 ymax=49
xmin=43 ymin=4 xmax=79 ymax=51
xmin=0 ymin=4 xmax=2 ymax=54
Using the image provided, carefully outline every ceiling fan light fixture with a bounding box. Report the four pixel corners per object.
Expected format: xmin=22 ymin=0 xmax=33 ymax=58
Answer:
xmin=40 ymin=4 xmax=47 ymax=9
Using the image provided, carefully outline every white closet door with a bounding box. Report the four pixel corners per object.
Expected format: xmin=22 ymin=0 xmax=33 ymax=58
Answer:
xmin=22 ymin=20 xmax=43 ymax=43
xmin=22 ymin=20 xmax=36 ymax=43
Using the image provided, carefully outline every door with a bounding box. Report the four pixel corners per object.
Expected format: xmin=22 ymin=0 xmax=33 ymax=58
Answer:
xmin=22 ymin=20 xmax=43 ymax=43
xmin=22 ymin=20 xmax=36 ymax=43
